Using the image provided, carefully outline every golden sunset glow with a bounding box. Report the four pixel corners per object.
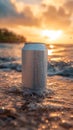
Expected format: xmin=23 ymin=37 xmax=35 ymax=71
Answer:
xmin=0 ymin=1 xmax=73 ymax=130
xmin=49 ymin=44 xmax=54 ymax=49
xmin=42 ymin=30 xmax=63 ymax=41
xmin=0 ymin=0 xmax=73 ymax=44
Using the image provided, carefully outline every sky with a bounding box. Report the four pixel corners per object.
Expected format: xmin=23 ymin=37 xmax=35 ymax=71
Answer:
xmin=0 ymin=0 xmax=73 ymax=44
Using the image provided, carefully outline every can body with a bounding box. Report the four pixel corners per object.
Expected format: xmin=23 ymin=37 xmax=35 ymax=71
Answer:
xmin=22 ymin=43 xmax=48 ymax=94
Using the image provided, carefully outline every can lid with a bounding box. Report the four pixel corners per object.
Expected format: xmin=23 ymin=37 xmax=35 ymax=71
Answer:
xmin=23 ymin=43 xmax=47 ymax=50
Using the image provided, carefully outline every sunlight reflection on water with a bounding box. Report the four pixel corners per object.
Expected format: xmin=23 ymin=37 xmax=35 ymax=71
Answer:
xmin=47 ymin=44 xmax=71 ymax=61
xmin=48 ymin=49 xmax=53 ymax=55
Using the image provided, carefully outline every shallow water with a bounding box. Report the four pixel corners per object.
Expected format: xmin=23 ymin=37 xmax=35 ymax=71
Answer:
xmin=0 ymin=43 xmax=73 ymax=130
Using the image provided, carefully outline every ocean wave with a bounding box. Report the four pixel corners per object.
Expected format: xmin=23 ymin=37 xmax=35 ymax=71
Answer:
xmin=0 ymin=56 xmax=73 ymax=77
xmin=48 ymin=61 xmax=73 ymax=78
xmin=0 ymin=56 xmax=21 ymax=72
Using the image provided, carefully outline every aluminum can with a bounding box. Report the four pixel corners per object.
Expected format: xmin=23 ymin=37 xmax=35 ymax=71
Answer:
xmin=22 ymin=42 xmax=48 ymax=94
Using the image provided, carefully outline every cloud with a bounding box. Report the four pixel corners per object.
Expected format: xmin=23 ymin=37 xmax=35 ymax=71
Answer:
xmin=42 ymin=0 xmax=65 ymax=7
xmin=41 ymin=4 xmax=71 ymax=30
xmin=0 ymin=0 xmax=72 ymax=30
xmin=0 ymin=0 xmax=40 ymax=27
xmin=11 ymin=6 xmax=40 ymax=27
xmin=64 ymin=0 xmax=73 ymax=14
xmin=15 ymin=0 xmax=42 ymax=4
xmin=0 ymin=0 xmax=17 ymax=17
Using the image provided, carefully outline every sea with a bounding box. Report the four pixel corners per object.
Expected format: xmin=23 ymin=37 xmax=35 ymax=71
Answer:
xmin=0 ymin=43 xmax=73 ymax=130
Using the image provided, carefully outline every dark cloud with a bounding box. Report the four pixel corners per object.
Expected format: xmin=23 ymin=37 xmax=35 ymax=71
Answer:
xmin=0 ymin=0 xmax=40 ymax=27
xmin=0 ymin=0 xmax=17 ymax=17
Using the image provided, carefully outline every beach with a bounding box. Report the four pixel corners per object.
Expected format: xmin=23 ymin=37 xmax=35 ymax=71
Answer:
xmin=0 ymin=43 xmax=73 ymax=130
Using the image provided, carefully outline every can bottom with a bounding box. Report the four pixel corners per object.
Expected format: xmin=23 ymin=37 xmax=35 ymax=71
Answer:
xmin=22 ymin=87 xmax=52 ymax=97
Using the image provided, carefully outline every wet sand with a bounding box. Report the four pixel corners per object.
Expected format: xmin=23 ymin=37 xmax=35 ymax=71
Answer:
xmin=0 ymin=70 xmax=73 ymax=130
xmin=0 ymin=43 xmax=73 ymax=130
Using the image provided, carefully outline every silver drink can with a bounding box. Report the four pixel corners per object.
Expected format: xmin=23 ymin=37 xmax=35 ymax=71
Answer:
xmin=22 ymin=42 xmax=48 ymax=94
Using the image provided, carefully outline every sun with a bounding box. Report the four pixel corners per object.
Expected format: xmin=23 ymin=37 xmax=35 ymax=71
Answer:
xmin=41 ymin=30 xmax=63 ymax=41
